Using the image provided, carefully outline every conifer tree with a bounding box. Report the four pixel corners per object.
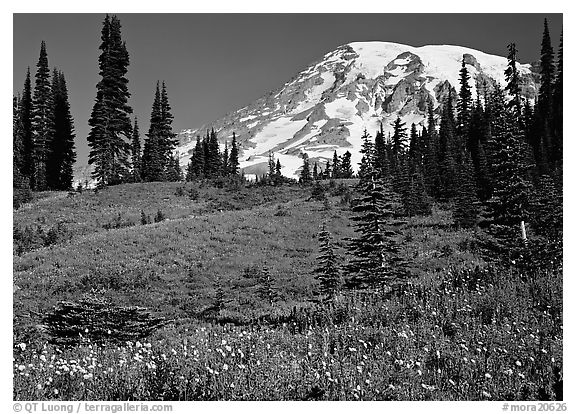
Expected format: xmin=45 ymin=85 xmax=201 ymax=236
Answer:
xmin=453 ymin=151 xmax=479 ymax=228
xmin=390 ymin=117 xmax=407 ymax=178
xmin=186 ymin=136 xmax=205 ymax=180
xmin=299 ymin=153 xmax=312 ymax=184
xmin=228 ymin=132 xmax=239 ymax=175
xmin=13 ymin=96 xmax=27 ymax=188
xmin=205 ymin=128 xmax=221 ymax=178
xmin=504 ymin=43 xmax=523 ymax=125
xmin=313 ymin=162 xmax=319 ymax=180
xmin=275 ymin=159 xmax=282 ymax=180
xmin=48 ymin=70 xmax=76 ymax=190
xmin=20 ymin=68 xmax=34 ymax=183
xmin=222 ymin=142 xmax=229 ymax=176
xmin=438 ymin=93 xmax=458 ymax=200
xmin=340 ymin=151 xmax=354 ymax=178
xmin=131 ymin=117 xmax=142 ymax=182
xmin=358 ymin=129 xmax=375 ymax=182
xmin=530 ymin=174 xmax=562 ymax=240
xmin=457 ymin=58 xmax=472 ymax=135
xmin=165 ymin=153 xmax=182 ymax=182
xmin=142 ymin=83 xmax=163 ymax=181
xmin=552 ymin=31 xmax=563 ymax=167
xmin=31 ymin=41 xmax=54 ymax=191
xmin=331 ymin=151 xmax=340 ymax=179
xmin=267 ymin=152 xmax=276 ymax=179
xmin=538 ymin=18 xmax=556 ymax=114
xmin=324 ymin=161 xmax=332 ymax=179
xmin=423 ymin=100 xmax=441 ymax=199
xmin=374 ymin=124 xmax=388 ymax=178
xmin=345 ymin=178 xmax=408 ymax=290
xmin=159 ymin=81 xmax=178 ymax=179
xmin=314 ymin=223 xmax=341 ymax=300
xmin=87 ymin=15 xmax=133 ymax=187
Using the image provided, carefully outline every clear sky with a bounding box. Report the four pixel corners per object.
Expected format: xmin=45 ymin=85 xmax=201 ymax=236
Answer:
xmin=13 ymin=13 xmax=563 ymax=167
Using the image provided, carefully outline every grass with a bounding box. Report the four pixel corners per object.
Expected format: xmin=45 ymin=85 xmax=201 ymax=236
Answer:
xmin=13 ymin=180 xmax=563 ymax=400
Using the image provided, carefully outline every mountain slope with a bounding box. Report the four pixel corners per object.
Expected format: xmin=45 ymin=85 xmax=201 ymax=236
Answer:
xmin=177 ymin=41 xmax=537 ymax=178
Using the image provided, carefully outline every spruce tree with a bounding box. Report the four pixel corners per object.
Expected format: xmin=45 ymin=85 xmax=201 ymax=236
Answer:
xmin=390 ymin=117 xmax=407 ymax=179
xmin=552 ymin=31 xmax=563 ymax=167
xmin=13 ymin=96 xmax=26 ymax=188
xmin=331 ymin=151 xmax=340 ymax=179
xmin=31 ymin=41 xmax=54 ymax=191
xmin=142 ymin=83 xmax=163 ymax=181
xmin=358 ymin=129 xmax=375 ymax=182
xmin=159 ymin=81 xmax=178 ymax=179
xmin=299 ymin=153 xmax=312 ymax=184
xmin=345 ymin=178 xmax=408 ymax=290
xmin=538 ymin=18 xmax=556 ymax=114
xmin=423 ymin=100 xmax=441 ymax=199
xmin=131 ymin=117 xmax=142 ymax=182
xmin=314 ymin=223 xmax=341 ymax=300
xmin=453 ymin=150 xmax=479 ymax=228
xmin=438 ymin=93 xmax=458 ymax=200
xmin=87 ymin=15 xmax=133 ymax=187
xmin=340 ymin=151 xmax=354 ymax=178
xmin=222 ymin=142 xmax=229 ymax=176
xmin=313 ymin=162 xmax=319 ymax=180
xmin=504 ymin=43 xmax=523 ymax=125
xmin=48 ymin=70 xmax=76 ymax=190
xmin=457 ymin=58 xmax=473 ymax=136
xmin=20 ymin=68 xmax=34 ymax=183
xmin=275 ymin=159 xmax=282 ymax=181
xmin=228 ymin=132 xmax=239 ymax=175
xmin=324 ymin=161 xmax=332 ymax=179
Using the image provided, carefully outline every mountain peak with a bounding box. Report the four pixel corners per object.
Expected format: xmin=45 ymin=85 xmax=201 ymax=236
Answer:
xmin=177 ymin=41 xmax=538 ymax=179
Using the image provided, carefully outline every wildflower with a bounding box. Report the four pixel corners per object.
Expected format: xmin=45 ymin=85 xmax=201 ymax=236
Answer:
xmin=225 ymin=345 xmax=232 ymax=352
xmin=85 ymin=328 xmax=89 ymax=333
xmin=37 ymin=384 xmax=42 ymax=390
xmin=18 ymin=343 xmax=26 ymax=351
xmin=53 ymin=389 xmax=58 ymax=395
xmin=230 ymin=383 xmax=235 ymax=388
xmin=485 ymin=373 xmax=492 ymax=379
xmin=83 ymin=373 xmax=93 ymax=380
xmin=18 ymin=365 xmax=25 ymax=371
xmin=223 ymin=364 xmax=229 ymax=371
xmin=349 ymin=347 xmax=357 ymax=352
xmin=107 ymin=330 xmax=112 ymax=335
xmin=448 ymin=379 xmax=456 ymax=386
xmin=515 ymin=360 xmax=522 ymax=367
xmin=417 ymin=370 xmax=422 ymax=376
xmin=421 ymin=383 xmax=436 ymax=391
xmin=482 ymin=391 xmax=492 ymax=398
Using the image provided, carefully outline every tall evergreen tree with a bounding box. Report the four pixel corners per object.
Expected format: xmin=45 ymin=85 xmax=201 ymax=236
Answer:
xmin=205 ymin=128 xmax=221 ymax=178
xmin=438 ymin=92 xmax=459 ymax=200
xmin=453 ymin=150 xmax=479 ymax=228
xmin=552 ymin=31 xmax=563 ymax=167
xmin=131 ymin=117 xmax=142 ymax=182
xmin=340 ymin=151 xmax=354 ymax=178
xmin=457 ymin=58 xmax=473 ymax=136
xmin=374 ymin=123 xmax=388 ymax=178
xmin=538 ymin=18 xmax=556 ymax=113
xmin=357 ymin=129 xmax=375 ymax=182
xmin=390 ymin=117 xmax=407 ymax=178
xmin=222 ymin=141 xmax=229 ymax=176
xmin=228 ymin=132 xmax=239 ymax=175
xmin=275 ymin=159 xmax=282 ymax=180
xmin=142 ymin=83 xmax=164 ymax=181
xmin=331 ymin=151 xmax=340 ymax=179
xmin=159 ymin=81 xmax=178 ymax=178
xmin=314 ymin=223 xmax=341 ymax=300
xmin=31 ymin=41 xmax=54 ymax=191
xmin=20 ymin=68 xmax=34 ymax=183
xmin=504 ymin=43 xmax=523 ymax=125
xmin=422 ymin=101 xmax=441 ymax=199
xmin=13 ymin=96 xmax=26 ymax=188
xmin=299 ymin=153 xmax=312 ymax=184
xmin=345 ymin=178 xmax=408 ymax=290
xmin=87 ymin=15 xmax=133 ymax=187
xmin=48 ymin=70 xmax=76 ymax=190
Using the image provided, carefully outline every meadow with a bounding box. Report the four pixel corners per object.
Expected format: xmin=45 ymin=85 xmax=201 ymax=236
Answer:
xmin=13 ymin=181 xmax=563 ymax=400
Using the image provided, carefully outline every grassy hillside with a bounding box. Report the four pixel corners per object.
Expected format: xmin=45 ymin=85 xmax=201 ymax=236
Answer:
xmin=12 ymin=181 xmax=562 ymax=401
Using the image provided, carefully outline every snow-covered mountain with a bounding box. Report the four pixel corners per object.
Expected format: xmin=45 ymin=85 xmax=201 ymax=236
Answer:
xmin=176 ymin=41 xmax=538 ymax=179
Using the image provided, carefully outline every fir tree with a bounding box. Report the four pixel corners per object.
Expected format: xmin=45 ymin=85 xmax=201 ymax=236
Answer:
xmin=142 ymin=83 xmax=164 ymax=181
xmin=159 ymin=81 xmax=178 ymax=179
xmin=222 ymin=142 xmax=229 ymax=176
xmin=228 ymin=132 xmax=239 ymax=175
xmin=165 ymin=153 xmax=182 ymax=182
xmin=324 ymin=161 xmax=332 ymax=180
xmin=31 ymin=41 xmax=54 ymax=191
xmin=87 ymin=15 xmax=133 ymax=187
xmin=314 ymin=223 xmax=341 ymax=300
xmin=275 ymin=159 xmax=282 ymax=180
xmin=340 ymin=151 xmax=354 ymax=178
xmin=48 ymin=70 xmax=76 ymax=190
xmin=390 ymin=117 xmax=407 ymax=178
xmin=131 ymin=117 xmax=142 ymax=182
xmin=331 ymin=151 xmax=340 ymax=179
xmin=358 ymin=129 xmax=375 ymax=182
xmin=423 ymin=100 xmax=441 ymax=199
xmin=299 ymin=153 xmax=312 ymax=184
xmin=20 ymin=68 xmax=34 ymax=183
xmin=453 ymin=150 xmax=479 ymax=228
xmin=205 ymin=128 xmax=221 ymax=178
xmin=552 ymin=31 xmax=563 ymax=167
xmin=374 ymin=123 xmax=388 ymax=178
xmin=13 ymin=96 xmax=27 ymax=188
xmin=438 ymin=93 xmax=458 ymax=200
xmin=313 ymin=162 xmax=319 ymax=180
xmin=504 ymin=43 xmax=523 ymax=125
xmin=457 ymin=57 xmax=473 ymax=135
xmin=538 ymin=18 xmax=556 ymax=113
xmin=345 ymin=178 xmax=408 ymax=290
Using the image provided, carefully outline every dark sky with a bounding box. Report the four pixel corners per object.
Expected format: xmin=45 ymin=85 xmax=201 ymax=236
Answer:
xmin=13 ymin=13 xmax=563 ymax=167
